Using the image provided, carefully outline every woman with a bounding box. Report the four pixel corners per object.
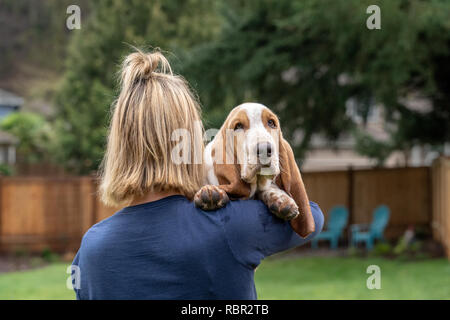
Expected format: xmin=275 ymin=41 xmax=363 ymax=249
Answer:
xmin=71 ymin=49 xmax=324 ymax=300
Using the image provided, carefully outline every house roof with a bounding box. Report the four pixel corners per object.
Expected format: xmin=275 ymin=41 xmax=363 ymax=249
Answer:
xmin=0 ymin=88 xmax=24 ymax=107
xmin=0 ymin=130 xmax=18 ymax=144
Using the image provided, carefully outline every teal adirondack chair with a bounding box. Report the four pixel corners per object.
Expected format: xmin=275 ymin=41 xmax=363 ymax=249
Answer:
xmin=350 ymin=205 xmax=390 ymax=250
xmin=311 ymin=206 xmax=348 ymax=249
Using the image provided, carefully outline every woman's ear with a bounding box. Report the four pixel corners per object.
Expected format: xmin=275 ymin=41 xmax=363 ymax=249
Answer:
xmin=212 ymin=128 xmax=251 ymax=199
xmin=276 ymin=136 xmax=315 ymax=238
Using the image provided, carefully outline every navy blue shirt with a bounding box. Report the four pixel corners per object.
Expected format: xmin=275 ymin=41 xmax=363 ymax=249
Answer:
xmin=72 ymin=195 xmax=323 ymax=299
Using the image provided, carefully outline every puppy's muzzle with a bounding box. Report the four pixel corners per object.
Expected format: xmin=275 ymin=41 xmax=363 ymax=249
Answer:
xmin=256 ymin=142 xmax=272 ymax=167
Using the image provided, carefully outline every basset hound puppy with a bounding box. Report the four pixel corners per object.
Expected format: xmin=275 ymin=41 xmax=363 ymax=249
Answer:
xmin=194 ymin=102 xmax=315 ymax=238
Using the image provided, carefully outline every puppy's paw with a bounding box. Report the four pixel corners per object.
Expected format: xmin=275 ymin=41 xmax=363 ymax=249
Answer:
xmin=194 ymin=185 xmax=229 ymax=211
xmin=261 ymin=190 xmax=299 ymax=221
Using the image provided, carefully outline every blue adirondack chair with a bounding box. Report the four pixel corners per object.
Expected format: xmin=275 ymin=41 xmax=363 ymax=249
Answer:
xmin=311 ymin=206 xmax=348 ymax=249
xmin=350 ymin=205 xmax=390 ymax=250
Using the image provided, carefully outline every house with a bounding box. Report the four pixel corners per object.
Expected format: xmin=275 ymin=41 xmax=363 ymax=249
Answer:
xmin=278 ymin=67 xmax=449 ymax=171
xmin=0 ymin=88 xmax=23 ymax=165
xmin=301 ymin=96 xmax=449 ymax=172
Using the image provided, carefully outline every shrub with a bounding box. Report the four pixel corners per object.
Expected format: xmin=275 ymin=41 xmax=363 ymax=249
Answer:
xmin=41 ymin=247 xmax=60 ymax=263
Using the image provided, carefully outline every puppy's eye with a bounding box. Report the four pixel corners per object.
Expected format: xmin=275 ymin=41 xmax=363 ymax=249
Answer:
xmin=234 ymin=123 xmax=244 ymax=131
xmin=268 ymin=119 xmax=276 ymax=128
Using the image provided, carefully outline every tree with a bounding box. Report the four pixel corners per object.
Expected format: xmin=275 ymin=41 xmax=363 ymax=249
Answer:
xmin=0 ymin=0 xmax=91 ymax=78
xmin=54 ymin=0 xmax=221 ymax=173
xmin=0 ymin=112 xmax=52 ymax=163
xmin=182 ymin=0 xmax=450 ymax=162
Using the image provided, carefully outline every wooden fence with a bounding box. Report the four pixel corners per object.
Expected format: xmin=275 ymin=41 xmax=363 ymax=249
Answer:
xmin=0 ymin=163 xmax=448 ymax=256
xmin=431 ymin=157 xmax=450 ymax=259
xmin=0 ymin=177 xmax=91 ymax=253
xmin=303 ymin=166 xmax=431 ymax=240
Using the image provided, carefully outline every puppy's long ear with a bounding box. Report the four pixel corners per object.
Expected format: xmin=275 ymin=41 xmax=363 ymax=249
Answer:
xmin=212 ymin=128 xmax=251 ymax=199
xmin=276 ymin=136 xmax=315 ymax=238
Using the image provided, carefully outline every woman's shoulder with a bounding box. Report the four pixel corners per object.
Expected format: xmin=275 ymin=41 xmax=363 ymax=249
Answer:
xmin=79 ymin=214 xmax=116 ymax=248
xmin=226 ymin=199 xmax=321 ymax=218
xmin=222 ymin=199 xmax=321 ymax=218
xmin=218 ymin=199 xmax=322 ymax=235
xmin=217 ymin=199 xmax=271 ymax=223
xmin=216 ymin=198 xmax=274 ymax=230
xmin=226 ymin=198 xmax=268 ymax=213
xmin=224 ymin=198 xmax=319 ymax=212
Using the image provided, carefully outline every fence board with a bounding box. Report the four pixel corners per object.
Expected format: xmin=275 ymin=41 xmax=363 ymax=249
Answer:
xmin=352 ymin=167 xmax=430 ymax=239
xmin=0 ymin=177 xmax=84 ymax=252
xmin=302 ymin=171 xmax=349 ymax=223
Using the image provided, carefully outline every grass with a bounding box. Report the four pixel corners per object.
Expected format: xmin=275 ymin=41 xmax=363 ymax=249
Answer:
xmin=0 ymin=263 xmax=74 ymax=300
xmin=255 ymin=256 xmax=450 ymax=299
xmin=0 ymin=257 xmax=449 ymax=299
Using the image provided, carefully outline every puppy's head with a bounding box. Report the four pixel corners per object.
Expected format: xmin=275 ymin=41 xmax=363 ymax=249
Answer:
xmin=211 ymin=102 xmax=315 ymax=237
xmin=217 ymin=103 xmax=281 ymax=183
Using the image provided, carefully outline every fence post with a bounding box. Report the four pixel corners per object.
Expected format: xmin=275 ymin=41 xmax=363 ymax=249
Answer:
xmin=432 ymin=157 xmax=450 ymax=259
xmin=347 ymin=165 xmax=354 ymax=225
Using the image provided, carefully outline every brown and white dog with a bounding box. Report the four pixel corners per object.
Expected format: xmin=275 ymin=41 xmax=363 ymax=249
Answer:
xmin=194 ymin=102 xmax=315 ymax=238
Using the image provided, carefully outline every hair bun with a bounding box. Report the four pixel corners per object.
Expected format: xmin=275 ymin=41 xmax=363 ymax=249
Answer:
xmin=121 ymin=49 xmax=173 ymax=85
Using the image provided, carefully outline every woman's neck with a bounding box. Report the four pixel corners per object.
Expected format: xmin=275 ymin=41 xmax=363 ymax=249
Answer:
xmin=129 ymin=190 xmax=181 ymax=206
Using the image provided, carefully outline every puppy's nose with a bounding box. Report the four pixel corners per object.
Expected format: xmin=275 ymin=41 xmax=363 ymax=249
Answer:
xmin=257 ymin=142 xmax=272 ymax=158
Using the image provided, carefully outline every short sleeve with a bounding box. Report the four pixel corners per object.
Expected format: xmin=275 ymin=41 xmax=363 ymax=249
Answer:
xmin=219 ymin=200 xmax=324 ymax=268
xmin=71 ymin=251 xmax=82 ymax=300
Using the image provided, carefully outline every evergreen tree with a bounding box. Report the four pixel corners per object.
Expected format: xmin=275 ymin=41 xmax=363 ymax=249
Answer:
xmin=183 ymin=0 xmax=450 ymax=162
xmin=54 ymin=0 xmax=220 ymax=173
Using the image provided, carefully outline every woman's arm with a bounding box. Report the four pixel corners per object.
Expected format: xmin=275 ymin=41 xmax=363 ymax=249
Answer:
xmin=219 ymin=200 xmax=324 ymax=269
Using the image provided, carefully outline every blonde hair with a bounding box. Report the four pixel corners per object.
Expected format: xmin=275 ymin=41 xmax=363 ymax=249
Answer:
xmin=99 ymin=49 xmax=204 ymax=206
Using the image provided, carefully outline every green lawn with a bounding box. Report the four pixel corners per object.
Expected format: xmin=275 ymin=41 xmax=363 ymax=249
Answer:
xmin=0 ymin=257 xmax=449 ymax=299
xmin=0 ymin=263 xmax=74 ymax=300
xmin=255 ymin=256 xmax=450 ymax=299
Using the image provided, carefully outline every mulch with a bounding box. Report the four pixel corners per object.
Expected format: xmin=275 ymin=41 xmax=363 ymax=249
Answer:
xmin=0 ymin=254 xmax=43 ymax=273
